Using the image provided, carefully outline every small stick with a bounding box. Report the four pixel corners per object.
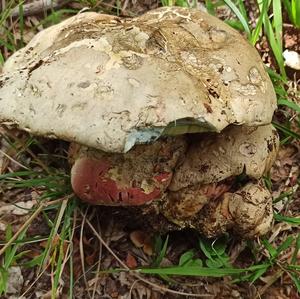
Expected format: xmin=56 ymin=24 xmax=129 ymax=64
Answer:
xmin=10 ymin=0 xmax=68 ymax=18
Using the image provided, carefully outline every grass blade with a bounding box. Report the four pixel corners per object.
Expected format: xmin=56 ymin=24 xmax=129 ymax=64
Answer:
xmin=257 ymin=0 xmax=286 ymax=78
xmin=52 ymin=200 xmax=75 ymax=299
xmin=272 ymin=0 xmax=283 ymax=53
xmin=283 ymin=0 xmax=300 ymax=28
xmin=237 ymin=0 xmax=248 ymax=20
xmin=140 ymin=264 xmax=268 ymax=277
xmin=152 ymin=235 xmax=169 ymax=267
xmin=261 ymin=238 xmax=277 ymax=258
xmin=277 ymin=98 xmax=300 ymax=113
xmin=205 ymin=0 xmax=216 ymax=15
xmin=0 ymin=52 xmax=4 ymax=65
xmin=223 ymin=0 xmax=251 ymax=35
xmin=250 ymin=0 xmax=268 ymax=45
xmin=291 ymin=273 xmax=300 ymax=293
xmin=249 ymin=264 xmax=270 ymax=283
xmin=274 ymin=213 xmax=300 ymax=225
xmin=140 ymin=266 xmax=246 ymax=276
xmin=276 ymin=236 xmax=294 ymax=256
xmin=263 ymin=15 xmax=286 ymax=77
xmin=291 ymin=234 xmax=300 ymax=264
xmin=292 ymin=0 xmax=300 ymax=27
xmin=272 ymin=122 xmax=300 ymax=140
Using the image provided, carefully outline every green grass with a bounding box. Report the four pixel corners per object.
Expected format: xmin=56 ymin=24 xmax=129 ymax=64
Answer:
xmin=0 ymin=186 xmax=77 ymax=298
xmin=0 ymin=0 xmax=299 ymax=297
xmin=0 ymin=132 xmax=76 ymax=297
xmin=206 ymin=0 xmax=287 ymax=78
xmin=282 ymin=0 xmax=300 ymax=28
xmin=155 ymin=235 xmax=298 ymax=283
xmin=89 ymin=234 xmax=300 ymax=292
xmin=161 ymin=0 xmax=196 ymax=7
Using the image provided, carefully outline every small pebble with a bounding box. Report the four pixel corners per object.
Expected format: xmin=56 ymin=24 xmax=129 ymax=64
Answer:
xmin=283 ymin=49 xmax=300 ymax=70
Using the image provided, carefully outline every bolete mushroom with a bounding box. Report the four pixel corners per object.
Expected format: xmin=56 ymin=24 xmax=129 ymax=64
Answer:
xmin=0 ymin=7 xmax=279 ymax=237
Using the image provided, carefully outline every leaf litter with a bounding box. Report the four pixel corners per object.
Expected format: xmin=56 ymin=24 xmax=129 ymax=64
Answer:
xmin=0 ymin=0 xmax=299 ymax=298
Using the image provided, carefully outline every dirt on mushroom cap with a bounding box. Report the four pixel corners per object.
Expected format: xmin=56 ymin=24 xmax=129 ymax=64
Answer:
xmin=0 ymin=7 xmax=276 ymax=153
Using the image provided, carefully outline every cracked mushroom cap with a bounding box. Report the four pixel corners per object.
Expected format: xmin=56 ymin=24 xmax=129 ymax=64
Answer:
xmin=0 ymin=7 xmax=276 ymax=153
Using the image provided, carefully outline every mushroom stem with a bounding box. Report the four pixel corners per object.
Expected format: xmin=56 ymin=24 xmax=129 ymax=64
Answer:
xmin=162 ymin=181 xmax=232 ymax=224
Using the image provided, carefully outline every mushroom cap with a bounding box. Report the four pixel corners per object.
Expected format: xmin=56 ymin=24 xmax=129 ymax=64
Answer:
xmin=196 ymin=181 xmax=273 ymax=238
xmin=169 ymin=124 xmax=279 ymax=191
xmin=0 ymin=7 xmax=276 ymax=153
xmin=228 ymin=182 xmax=273 ymax=237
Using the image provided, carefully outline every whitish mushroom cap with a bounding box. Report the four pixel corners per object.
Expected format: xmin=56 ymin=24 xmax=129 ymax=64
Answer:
xmin=169 ymin=124 xmax=279 ymax=190
xmin=0 ymin=7 xmax=276 ymax=153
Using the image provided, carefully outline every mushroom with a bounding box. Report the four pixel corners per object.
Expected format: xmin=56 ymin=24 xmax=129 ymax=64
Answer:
xmin=162 ymin=125 xmax=278 ymax=237
xmin=169 ymin=125 xmax=279 ymax=190
xmin=0 ymin=7 xmax=279 ymax=237
xmin=196 ymin=182 xmax=274 ymax=238
xmin=70 ymin=137 xmax=187 ymax=205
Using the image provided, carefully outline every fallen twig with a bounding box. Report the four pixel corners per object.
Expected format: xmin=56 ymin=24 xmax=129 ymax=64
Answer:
xmin=10 ymin=0 xmax=69 ymax=18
